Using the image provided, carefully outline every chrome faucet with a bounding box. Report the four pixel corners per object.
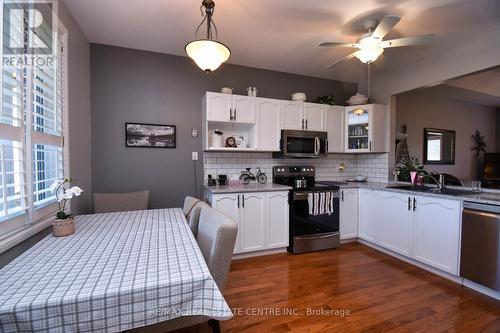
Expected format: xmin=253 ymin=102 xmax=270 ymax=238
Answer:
xmin=423 ymin=174 xmax=445 ymax=191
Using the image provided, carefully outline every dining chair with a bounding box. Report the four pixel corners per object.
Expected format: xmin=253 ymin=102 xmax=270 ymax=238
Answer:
xmin=126 ymin=207 xmax=238 ymax=333
xmin=182 ymin=195 xmax=201 ymax=217
xmin=93 ymin=190 xmax=150 ymax=213
xmin=187 ymin=201 xmax=210 ymax=237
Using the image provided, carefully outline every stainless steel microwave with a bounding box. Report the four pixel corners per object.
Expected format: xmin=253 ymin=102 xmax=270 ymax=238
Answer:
xmin=273 ymin=130 xmax=328 ymax=158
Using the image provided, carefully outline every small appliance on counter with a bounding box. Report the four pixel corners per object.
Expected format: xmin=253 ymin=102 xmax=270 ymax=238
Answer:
xmin=217 ymin=175 xmax=228 ymax=186
xmin=207 ymin=175 xmax=216 ymax=186
xmin=273 ymin=166 xmax=340 ymax=254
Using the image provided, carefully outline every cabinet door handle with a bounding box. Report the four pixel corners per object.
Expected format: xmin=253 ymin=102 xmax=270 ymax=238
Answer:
xmin=234 ymin=108 xmax=237 ymax=121
xmin=413 ymin=197 xmax=417 ymax=211
xmin=229 ymin=108 xmax=233 ymax=121
xmin=341 ymin=191 xmax=344 ymax=202
xmin=242 ymin=195 xmax=245 ymax=208
xmin=369 ymin=141 xmax=372 ymax=151
xmin=237 ymin=195 xmax=240 ymax=208
xmin=302 ymin=119 xmax=305 ymax=129
xmin=408 ymin=197 xmax=411 ymax=211
xmin=306 ymin=119 xmax=308 ymax=130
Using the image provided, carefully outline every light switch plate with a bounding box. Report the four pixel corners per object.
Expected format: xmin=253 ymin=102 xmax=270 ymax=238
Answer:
xmin=191 ymin=129 xmax=199 ymax=138
xmin=192 ymin=152 xmax=199 ymax=161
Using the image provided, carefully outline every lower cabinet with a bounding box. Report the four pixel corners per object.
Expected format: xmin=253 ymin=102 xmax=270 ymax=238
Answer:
xmin=377 ymin=192 xmax=412 ymax=257
xmin=240 ymin=193 xmax=266 ymax=252
xmin=209 ymin=191 xmax=289 ymax=254
xmin=358 ymin=189 xmax=462 ymax=276
xmin=358 ymin=189 xmax=379 ymax=243
xmin=339 ymin=188 xmax=358 ymax=240
xmin=412 ymin=196 xmax=461 ymax=275
xmin=266 ymin=192 xmax=289 ymax=248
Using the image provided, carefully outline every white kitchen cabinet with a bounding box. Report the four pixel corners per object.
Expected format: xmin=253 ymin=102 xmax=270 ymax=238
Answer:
xmin=303 ymin=103 xmax=325 ymax=131
xmin=339 ymin=188 xmax=358 ymax=240
xmin=358 ymin=189 xmax=379 ymax=243
xmin=232 ymin=95 xmax=256 ymax=123
xmin=205 ymin=92 xmax=232 ymax=122
xmin=256 ymin=98 xmax=280 ymax=151
xmin=325 ymin=105 xmax=344 ymax=153
xmin=266 ymin=192 xmax=289 ymax=248
xmin=377 ymin=192 xmax=412 ymax=257
xmin=412 ymin=195 xmax=461 ymax=275
xmin=240 ymin=193 xmax=266 ymax=252
xmin=208 ymin=190 xmax=289 ymax=254
xmin=281 ymin=101 xmax=325 ymax=131
xmin=210 ymin=193 xmax=242 ymax=253
xmin=344 ymin=104 xmax=387 ymax=153
xmin=281 ymin=101 xmax=303 ymax=130
xmin=205 ymin=92 xmax=255 ymax=124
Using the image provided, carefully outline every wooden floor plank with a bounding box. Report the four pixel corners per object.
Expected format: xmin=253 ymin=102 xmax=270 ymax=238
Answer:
xmin=172 ymin=243 xmax=500 ymax=333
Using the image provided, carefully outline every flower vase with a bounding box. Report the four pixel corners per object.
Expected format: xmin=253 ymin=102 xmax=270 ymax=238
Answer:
xmin=52 ymin=217 xmax=75 ymax=237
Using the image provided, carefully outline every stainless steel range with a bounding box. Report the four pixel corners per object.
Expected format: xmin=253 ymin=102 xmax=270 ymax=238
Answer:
xmin=273 ymin=166 xmax=340 ymax=254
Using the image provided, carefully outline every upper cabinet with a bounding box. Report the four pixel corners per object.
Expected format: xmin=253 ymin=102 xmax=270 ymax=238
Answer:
xmin=205 ymin=92 xmax=255 ymax=124
xmin=281 ymin=101 xmax=303 ymax=130
xmin=281 ymin=101 xmax=325 ymax=131
xmin=345 ymin=104 xmax=387 ymax=153
xmin=203 ymin=92 xmax=387 ymax=153
xmin=325 ymin=105 xmax=344 ymax=153
xmin=256 ymin=98 xmax=281 ymax=151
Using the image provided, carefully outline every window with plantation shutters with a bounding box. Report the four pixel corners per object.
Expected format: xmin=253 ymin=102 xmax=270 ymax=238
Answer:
xmin=0 ymin=9 xmax=68 ymax=237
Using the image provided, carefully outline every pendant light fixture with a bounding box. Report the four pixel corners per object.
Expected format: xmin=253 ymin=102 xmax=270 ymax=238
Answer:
xmin=185 ymin=0 xmax=230 ymax=73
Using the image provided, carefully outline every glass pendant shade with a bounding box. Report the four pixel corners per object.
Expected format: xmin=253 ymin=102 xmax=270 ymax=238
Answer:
xmin=185 ymin=39 xmax=230 ymax=72
xmin=355 ymin=45 xmax=384 ymax=63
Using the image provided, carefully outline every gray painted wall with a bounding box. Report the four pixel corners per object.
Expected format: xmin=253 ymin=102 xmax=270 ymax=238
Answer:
xmin=91 ymin=44 xmax=357 ymax=208
xmin=0 ymin=1 xmax=91 ymax=267
xmin=396 ymin=88 xmax=498 ymax=180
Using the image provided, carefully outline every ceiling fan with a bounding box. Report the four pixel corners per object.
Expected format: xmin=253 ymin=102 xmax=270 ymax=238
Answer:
xmin=320 ymin=15 xmax=434 ymax=68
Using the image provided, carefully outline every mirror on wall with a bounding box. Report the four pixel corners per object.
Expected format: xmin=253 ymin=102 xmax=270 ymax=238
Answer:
xmin=394 ymin=65 xmax=500 ymax=186
xmin=423 ymin=128 xmax=455 ymax=165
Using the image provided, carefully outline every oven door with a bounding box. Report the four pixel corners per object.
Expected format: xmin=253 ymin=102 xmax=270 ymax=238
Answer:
xmin=291 ymin=191 xmax=339 ymax=236
xmin=281 ymin=130 xmax=328 ymax=158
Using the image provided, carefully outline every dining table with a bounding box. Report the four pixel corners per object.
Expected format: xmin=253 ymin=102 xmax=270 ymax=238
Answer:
xmin=0 ymin=208 xmax=233 ymax=332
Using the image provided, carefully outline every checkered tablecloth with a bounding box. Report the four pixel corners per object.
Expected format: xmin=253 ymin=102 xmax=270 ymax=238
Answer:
xmin=0 ymin=208 xmax=233 ymax=332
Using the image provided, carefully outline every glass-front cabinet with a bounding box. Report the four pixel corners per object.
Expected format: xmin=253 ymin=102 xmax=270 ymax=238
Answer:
xmin=344 ymin=104 xmax=387 ymax=153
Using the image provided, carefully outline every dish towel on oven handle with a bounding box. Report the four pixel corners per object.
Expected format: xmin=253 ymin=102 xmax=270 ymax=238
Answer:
xmin=307 ymin=192 xmax=335 ymax=216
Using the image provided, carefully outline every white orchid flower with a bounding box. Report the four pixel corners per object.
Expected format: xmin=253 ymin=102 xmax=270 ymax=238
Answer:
xmin=49 ymin=179 xmax=63 ymax=193
xmin=69 ymin=186 xmax=84 ymax=196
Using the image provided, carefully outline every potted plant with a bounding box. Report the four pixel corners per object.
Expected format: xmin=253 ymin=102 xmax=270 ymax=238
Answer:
xmin=395 ymin=155 xmax=428 ymax=182
xmin=49 ymin=178 xmax=84 ymax=237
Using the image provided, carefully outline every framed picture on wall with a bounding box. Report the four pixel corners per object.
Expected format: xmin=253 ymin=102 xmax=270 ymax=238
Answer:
xmin=125 ymin=122 xmax=176 ymax=148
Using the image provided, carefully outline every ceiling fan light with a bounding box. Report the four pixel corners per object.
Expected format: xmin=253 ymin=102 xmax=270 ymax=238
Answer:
xmin=356 ymin=45 xmax=384 ymax=63
xmin=185 ymin=39 xmax=231 ymax=72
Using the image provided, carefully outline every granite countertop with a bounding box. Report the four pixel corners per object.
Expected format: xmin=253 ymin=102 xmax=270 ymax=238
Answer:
xmin=335 ymin=181 xmax=500 ymax=206
xmin=205 ymin=180 xmax=500 ymax=206
xmin=204 ymin=183 xmax=292 ymax=194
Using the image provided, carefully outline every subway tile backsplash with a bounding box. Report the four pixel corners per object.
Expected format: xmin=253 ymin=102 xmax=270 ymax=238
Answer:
xmin=203 ymin=152 xmax=389 ymax=183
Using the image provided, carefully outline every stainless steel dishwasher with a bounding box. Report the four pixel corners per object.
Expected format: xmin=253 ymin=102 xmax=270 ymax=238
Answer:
xmin=460 ymin=201 xmax=500 ymax=291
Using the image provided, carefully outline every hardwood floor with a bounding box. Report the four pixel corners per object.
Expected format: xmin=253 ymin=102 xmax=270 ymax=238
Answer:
xmin=177 ymin=242 xmax=500 ymax=333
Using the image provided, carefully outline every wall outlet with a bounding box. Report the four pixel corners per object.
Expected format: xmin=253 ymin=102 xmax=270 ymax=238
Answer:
xmin=192 ymin=152 xmax=199 ymax=161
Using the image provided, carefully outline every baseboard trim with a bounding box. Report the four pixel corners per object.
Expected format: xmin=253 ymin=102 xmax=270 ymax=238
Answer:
xmin=232 ymin=247 xmax=287 ymax=260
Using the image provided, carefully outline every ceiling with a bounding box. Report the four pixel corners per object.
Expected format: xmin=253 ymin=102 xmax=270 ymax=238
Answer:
xmin=63 ymin=0 xmax=500 ymax=84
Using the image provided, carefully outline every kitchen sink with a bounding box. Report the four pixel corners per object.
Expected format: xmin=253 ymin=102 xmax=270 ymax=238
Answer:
xmin=386 ymin=185 xmax=478 ymax=196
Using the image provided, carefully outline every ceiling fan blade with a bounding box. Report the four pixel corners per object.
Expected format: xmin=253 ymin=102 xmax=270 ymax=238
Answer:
xmin=326 ymin=51 xmax=361 ymax=68
xmin=372 ymin=15 xmax=400 ymax=39
xmin=381 ymin=34 xmax=435 ymax=48
xmin=319 ymin=42 xmax=359 ymax=48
